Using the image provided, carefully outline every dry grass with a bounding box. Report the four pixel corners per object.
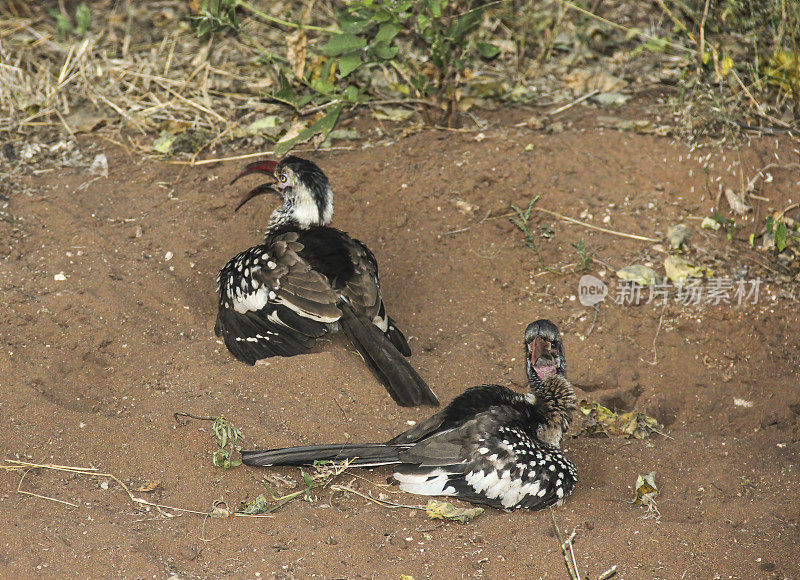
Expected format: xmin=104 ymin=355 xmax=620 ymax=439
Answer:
xmin=1 ymin=2 xmax=284 ymax=155
xmin=1 ymin=0 xmax=797 ymax=159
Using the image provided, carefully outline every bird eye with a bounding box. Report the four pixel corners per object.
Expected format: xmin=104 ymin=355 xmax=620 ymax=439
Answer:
xmin=278 ymin=174 xmax=287 ymax=183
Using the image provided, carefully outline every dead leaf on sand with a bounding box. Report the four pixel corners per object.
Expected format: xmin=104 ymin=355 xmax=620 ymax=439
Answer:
xmin=426 ymin=499 xmax=484 ymax=523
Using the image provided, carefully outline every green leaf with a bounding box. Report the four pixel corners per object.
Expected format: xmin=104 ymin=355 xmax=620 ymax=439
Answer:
xmin=476 ymin=42 xmax=500 ymax=59
xmin=75 ymin=3 xmax=91 ymax=36
xmin=241 ymin=494 xmax=272 ymax=515
xmin=338 ymin=52 xmax=362 ymax=77
xmin=338 ymin=11 xmax=373 ymax=34
xmin=273 ymin=71 xmax=299 ymax=109
xmin=371 ymin=41 xmax=399 ymax=60
xmin=765 ymin=216 xmax=774 ymax=234
xmin=775 ymin=221 xmax=788 ymax=251
xmin=322 ymin=33 xmax=366 ymax=57
xmin=416 ymin=13 xmax=431 ymax=34
xmin=448 ymin=8 xmax=482 ymax=43
xmin=274 ymin=103 xmax=345 ymax=155
xmin=153 ymin=133 xmax=176 ymax=154
xmin=48 ymin=8 xmax=72 ymax=38
xmin=375 ymin=22 xmax=401 ymax=44
xmin=212 ymin=449 xmax=229 ymax=467
xmin=343 ymin=85 xmax=360 ymax=102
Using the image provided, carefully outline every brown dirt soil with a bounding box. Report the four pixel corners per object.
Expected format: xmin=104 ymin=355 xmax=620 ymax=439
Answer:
xmin=1 ymin=108 xmax=799 ymax=579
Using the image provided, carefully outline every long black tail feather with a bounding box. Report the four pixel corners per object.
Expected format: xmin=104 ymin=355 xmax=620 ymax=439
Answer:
xmin=337 ymin=302 xmax=439 ymax=407
xmin=240 ymin=443 xmax=403 ymax=467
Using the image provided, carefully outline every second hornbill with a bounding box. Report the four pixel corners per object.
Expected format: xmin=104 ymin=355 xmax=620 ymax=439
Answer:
xmin=241 ymin=320 xmax=578 ymax=511
xmin=215 ymin=156 xmax=439 ymax=407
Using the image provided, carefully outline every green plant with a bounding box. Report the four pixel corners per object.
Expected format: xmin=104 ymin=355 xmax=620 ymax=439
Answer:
xmin=765 ymin=215 xmax=789 ymax=251
xmin=269 ymin=0 xmax=498 ymax=127
xmin=211 ymin=416 xmax=243 ymax=469
xmin=192 ymin=0 xmax=240 ymax=39
xmin=572 ymin=238 xmax=594 ymax=271
xmin=510 ymin=196 xmax=554 ymax=271
xmin=246 ymin=460 xmax=350 ymax=515
xmin=711 ymin=210 xmax=736 ymax=239
xmin=48 ymin=2 xmax=91 ymax=39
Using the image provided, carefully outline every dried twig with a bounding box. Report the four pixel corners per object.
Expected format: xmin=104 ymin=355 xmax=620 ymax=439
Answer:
xmin=491 ymin=207 xmax=660 ymax=242
xmin=641 ymin=309 xmax=665 ymax=366
xmin=551 ymin=512 xmax=618 ymax=580
xmin=3 ymin=460 xmax=272 ymax=518
xmin=329 ymin=484 xmax=427 ymax=511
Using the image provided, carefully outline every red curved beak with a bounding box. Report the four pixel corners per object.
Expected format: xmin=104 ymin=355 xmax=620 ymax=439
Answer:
xmin=230 ymin=159 xmax=279 ymax=185
xmin=231 ymin=159 xmax=280 ymax=212
xmin=234 ymin=183 xmax=280 ymax=212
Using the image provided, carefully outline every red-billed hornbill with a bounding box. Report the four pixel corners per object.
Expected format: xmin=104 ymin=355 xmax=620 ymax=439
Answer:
xmin=215 ymin=156 xmax=439 ymax=407
xmin=241 ymin=319 xmax=578 ymax=511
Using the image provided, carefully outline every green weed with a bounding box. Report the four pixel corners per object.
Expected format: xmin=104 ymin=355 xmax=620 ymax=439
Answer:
xmin=572 ymin=238 xmax=594 ymax=271
xmin=211 ymin=416 xmax=243 ymax=469
xmin=192 ymin=0 xmax=240 ymax=39
xmin=48 ymin=2 xmax=91 ymax=39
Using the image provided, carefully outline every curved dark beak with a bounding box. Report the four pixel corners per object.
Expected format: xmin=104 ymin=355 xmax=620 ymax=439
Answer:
xmin=234 ymin=183 xmax=280 ymax=212
xmin=231 ymin=159 xmax=280 ymax=212
xmin=230 ymin=159 xmax=279 ymax=185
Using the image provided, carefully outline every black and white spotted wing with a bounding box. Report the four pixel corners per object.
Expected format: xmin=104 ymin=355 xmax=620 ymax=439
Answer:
xmin=214 ymin=232 xmax=341 ymax=364
xmin=392 ymin=410 xmax=577 ymax=510
xmin=241 ymin=379 xmax=576 ymax=508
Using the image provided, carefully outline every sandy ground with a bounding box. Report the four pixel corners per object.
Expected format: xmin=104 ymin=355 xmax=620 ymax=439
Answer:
xmin=1 ymin=106 xmax=798 ymax=579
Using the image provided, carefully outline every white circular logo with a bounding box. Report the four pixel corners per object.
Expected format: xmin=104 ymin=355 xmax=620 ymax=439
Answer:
xmin=578 ymin=274 xmax=608 ymax=306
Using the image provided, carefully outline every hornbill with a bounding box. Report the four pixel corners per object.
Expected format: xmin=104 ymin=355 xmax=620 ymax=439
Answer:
xmin=241 ymin=319 xmax=578 ymax=511
xmin=215 ymin=156 xmax=439 ymax=407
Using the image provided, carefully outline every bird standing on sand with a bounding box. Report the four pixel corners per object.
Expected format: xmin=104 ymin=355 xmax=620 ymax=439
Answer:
xmin=241 ymin=319 xmax=578 ymax=511
xmin=215 ymin=156 xmax=439 ymax=407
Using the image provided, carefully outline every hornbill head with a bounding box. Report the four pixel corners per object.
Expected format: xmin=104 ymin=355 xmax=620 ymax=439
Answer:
xmin=524 ymin=318 xmax=566 ymax=383
xmin=523 ymin=319 xmax=574 ymax=447
xmin=230 ymin=156 xmax=334 ymax=228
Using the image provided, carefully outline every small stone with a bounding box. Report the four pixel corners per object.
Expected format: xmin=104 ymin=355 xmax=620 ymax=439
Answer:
xmin=54 ymin=272 xmax=67 ymax=281
xmin=452 ymin=199 xmax=478 ymax=216
xmin=89 ymin=154 xmax=108 ymax=177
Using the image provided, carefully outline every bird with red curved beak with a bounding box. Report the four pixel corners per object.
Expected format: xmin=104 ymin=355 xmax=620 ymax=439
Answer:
xmin=214 ymin=156 xmax=439 ymax=407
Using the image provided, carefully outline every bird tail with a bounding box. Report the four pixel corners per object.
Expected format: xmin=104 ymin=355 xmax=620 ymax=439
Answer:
xmin=337 ymin=301 xmax=439 ymax=407
xmin=240 ymin=443 xmax=402 ymax=467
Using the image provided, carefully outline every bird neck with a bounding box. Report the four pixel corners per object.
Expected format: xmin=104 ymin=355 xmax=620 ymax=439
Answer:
xmin=528 ymin=374 xmax=576 ymax=448
xmin=267 ymin=183 xmax=334 ymax=231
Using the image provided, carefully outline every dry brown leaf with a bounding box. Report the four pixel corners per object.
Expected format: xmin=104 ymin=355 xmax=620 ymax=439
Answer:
xmin=133 ymin=480 xmax=163 ymax=493
xmin=286 ymin=30 xmax=308 ymax=80
xmin=724 ymin=188 xmax=751 ymax=215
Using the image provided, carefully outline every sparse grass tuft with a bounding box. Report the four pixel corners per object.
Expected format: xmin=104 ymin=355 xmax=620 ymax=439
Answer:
xmin=510 ymin=196 xmax=555 ymax=272
xmin=572 ymin=237 xmax=594 ymax=271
